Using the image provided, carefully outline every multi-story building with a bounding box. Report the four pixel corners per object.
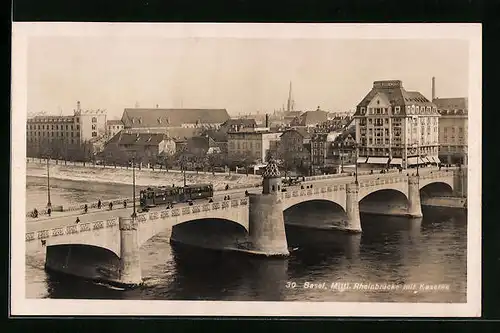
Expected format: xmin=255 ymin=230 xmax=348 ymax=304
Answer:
xmin=106 ymin=119 xmax=124 ymax=138
xmin=433 ymin=97 xmax=468 ymax=165
xmin=227 ymin=128 xmax=281 ymax=164
xmin=354 ymin=80 xmax=440 ymax=169
xmin=26 ymin=101 xmax=107 ymax=159
xmin=310 ymin=132 xmax=329 ymax=169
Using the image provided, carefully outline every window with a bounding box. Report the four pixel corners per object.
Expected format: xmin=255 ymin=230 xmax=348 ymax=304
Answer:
xmin=92 ymin=131 xmax=97 ymax=137
xmin=77 ymin=125 xmax=80 ymax=130
xmin=92 ymin=124 xmax=97 ymax=130
xmin=76 ymin=118 xmax=79 ymax=123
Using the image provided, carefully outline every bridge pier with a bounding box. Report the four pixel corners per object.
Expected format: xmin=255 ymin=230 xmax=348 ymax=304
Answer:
xmin=345 ymin=183 xmax=362 ymax=233
xmin=247 ymin=158 xmax=289 ymax=257
xmin=407 ymin=176 xmax=423 ymax=218
xmin=248 ymin=193 xmax=289 ymax=256
xmin=118 ymin=216 xmax=142 ymax=287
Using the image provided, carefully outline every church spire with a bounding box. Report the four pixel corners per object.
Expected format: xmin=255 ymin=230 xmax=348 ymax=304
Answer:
xmin=286 ymin=81 xmax=294 ymax=112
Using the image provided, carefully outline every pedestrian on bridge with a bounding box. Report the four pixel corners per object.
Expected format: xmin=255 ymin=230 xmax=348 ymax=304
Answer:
xmin=32 ymin=208 xmax=38 ymax=218
xmin=84 ymin=204 xmax=88 ymax=214
xmin=225 ymin=184 xmax=229 ymax=191
xmin=123 ymin=200 xmax=127 ymax=208
xmin=47 ymin=207 xmax=51 ymax=217
xmin=109 ymin=202 xmax=113 ymax=210
xmin=97 ymin=199 xmax=102 ymax=209
xmin=75 ymin=217 xmax=80 ymax=224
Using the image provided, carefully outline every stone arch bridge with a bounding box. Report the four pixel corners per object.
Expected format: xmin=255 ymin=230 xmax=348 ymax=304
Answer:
xmin=25 ymin=169 xmax=463 ymax=287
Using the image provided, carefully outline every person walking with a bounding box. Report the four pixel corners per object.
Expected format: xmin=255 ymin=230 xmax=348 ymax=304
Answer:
xmin=109 ymin=202 xmax=113 ymax=210
xmin=123 ymin=200 xmax=127 ymax=209
xmin=97 ymin=199 xmax=102 ymax=209
xmin=75 ymin=217 xmax=80 ymax=224
xmin=84 ymin=204 xmax=88 ymax=214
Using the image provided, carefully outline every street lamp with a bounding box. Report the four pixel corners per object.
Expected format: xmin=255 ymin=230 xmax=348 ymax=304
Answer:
xmin=416 ymin=142 xmax=420 ymax=176
xmin=339 ymin=142 xmax=344 ymax=173
xmin=132 ymin=156 xmax=136 ymax=218
xmin=46 ymin=157 xmax=51 ymax=208
xmin=354 ymin=143 xmax=359 ymax=185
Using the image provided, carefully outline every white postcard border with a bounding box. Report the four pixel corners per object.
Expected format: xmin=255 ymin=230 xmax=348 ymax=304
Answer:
xmin=11 ymin=22 xmax=482 ymax=317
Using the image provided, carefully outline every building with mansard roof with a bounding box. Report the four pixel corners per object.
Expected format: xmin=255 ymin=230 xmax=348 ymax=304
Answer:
xmin=353 ymin=80 xmax=440 ymax=169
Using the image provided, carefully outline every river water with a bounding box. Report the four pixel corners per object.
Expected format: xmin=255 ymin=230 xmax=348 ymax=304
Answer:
xmin=25 ymin=176 xmax=467 ymax=302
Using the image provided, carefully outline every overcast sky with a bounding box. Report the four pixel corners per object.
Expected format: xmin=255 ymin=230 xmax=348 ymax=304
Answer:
xmin=27 ymin=37 xmax=468 ymax=119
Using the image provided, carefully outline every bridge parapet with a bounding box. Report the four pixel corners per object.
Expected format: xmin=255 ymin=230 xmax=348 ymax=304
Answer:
xmin=26 ymin=216 xmax=120 ymax=243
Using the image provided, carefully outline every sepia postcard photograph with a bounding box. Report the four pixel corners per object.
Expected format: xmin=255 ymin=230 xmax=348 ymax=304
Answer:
xmin=11 ymin=23 xmax=481 ymax=317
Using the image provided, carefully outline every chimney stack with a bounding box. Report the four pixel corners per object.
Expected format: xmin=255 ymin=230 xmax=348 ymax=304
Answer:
xmin=77 ymin=101 xmax=81 ymax=111
xmin=432 ymin=77 xmax=436 ymax=101
xmin=265 ymin=114 xmax=269 ymax=128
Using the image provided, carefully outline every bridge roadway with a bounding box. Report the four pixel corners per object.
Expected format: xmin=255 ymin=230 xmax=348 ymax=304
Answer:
xmin=26 ymin=166 xmax=446 ymax=233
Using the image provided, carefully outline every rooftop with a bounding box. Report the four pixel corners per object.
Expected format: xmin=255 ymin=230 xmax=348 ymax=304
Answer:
xmin=433 ymin=97 xmax=468 ymax=115
xmin=121 ymin=108 xmax=230 ymax=128
xmin=355 ymin=80 xmax=438 ymax=116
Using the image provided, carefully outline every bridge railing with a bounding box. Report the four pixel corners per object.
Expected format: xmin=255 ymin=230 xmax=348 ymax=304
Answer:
xmin=26 ymin=196 xmax=141 ymax=218
xmin=26 ymin=198 xmax=250 ymax=243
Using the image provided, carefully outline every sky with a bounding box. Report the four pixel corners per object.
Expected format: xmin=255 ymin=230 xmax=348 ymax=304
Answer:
xmin=27 ymin=37 xmax=469 ymax=119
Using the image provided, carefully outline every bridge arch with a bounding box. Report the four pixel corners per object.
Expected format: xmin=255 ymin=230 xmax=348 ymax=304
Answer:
xmin=168 ymin=218 xmax=249 ymax=250
xmin=359 ymin=189 xmax=409 ymax=216
xmin=136 ymin=204 xmax=249 ymax=249
xmin=420 ymin=182 xmax=454 ymax=198
xmin=45 ymin=243 xmax=122 ymax=282
xmin=284 ymin=199 xmax=347 ymax=229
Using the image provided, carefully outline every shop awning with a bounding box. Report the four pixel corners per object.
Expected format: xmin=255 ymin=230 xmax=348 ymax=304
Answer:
xmin=367 ymin=157 xmax=389 ymax=164
xmin=423 ymin=157 xmax=433 ymax=163
xmin=433 ymin=156 xmax=441 ymax=164
xmin=357 ymin=157 xmax=368 ymax=164
xmin=389 ymin=158 xmax=403 ymax=165
xmin=407 ymin=157 xmax=419 ymax=166
xmin=419 ymin=157 xmax=429 ymax=164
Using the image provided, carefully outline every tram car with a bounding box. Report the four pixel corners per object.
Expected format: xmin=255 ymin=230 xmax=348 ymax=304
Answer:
xmin=139 ymin=183 xmax=214 ymax=208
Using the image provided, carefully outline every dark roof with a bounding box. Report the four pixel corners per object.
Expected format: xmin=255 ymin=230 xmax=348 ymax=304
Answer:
xmin=355 ymin=80 xmax=437 ymax=116
xmin=121 ymin=108 xmax=230 ymax=128
xmin=433 ymin=98 xmax=468 ymax=115
xmin=110 ymin=132 xmax=170 ymax=146
xmin=221 ymin=118 xmax=257 ymax=128
xmin=203 ymin=129 xmax=228 ymax=142
xmin=107 ymin=119 xmax=123 ymax=126
xmin=280 ymin=127 xmax=312 ymax=139
xmin=293 ymin=110 xmax=329 ymax=126
xmin=164 ymin=127 xmax=203 ymax=140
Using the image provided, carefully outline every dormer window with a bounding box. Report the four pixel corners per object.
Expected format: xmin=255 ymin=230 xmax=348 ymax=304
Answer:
xmin=92 ymin=117 xmax=97 ymax=123
xmin=360 ymin=107 xmax=366 ymax=115
xmin=157 ymin=118 xmax=162 ymax=124
xmin=395 ymin=106 xmax=401 ymax=114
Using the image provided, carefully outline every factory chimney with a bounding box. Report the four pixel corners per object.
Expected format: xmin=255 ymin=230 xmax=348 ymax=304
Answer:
xmin=432 ymin=77 xmax=436 ymax=101
xmin=265 ymin=114 xmax=269 ymax=128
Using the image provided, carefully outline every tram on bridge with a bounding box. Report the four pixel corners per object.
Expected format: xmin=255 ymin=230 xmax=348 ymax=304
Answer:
xmin=140 ymin=184 xmax=214 ymax=208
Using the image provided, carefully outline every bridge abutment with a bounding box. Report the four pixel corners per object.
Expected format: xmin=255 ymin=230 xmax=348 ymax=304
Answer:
xmin=407 ymin=176 xmax=423 ymax=218
xmin=118 ymin=216 xmax=142 ymax=286
xmin=345 ymin=183 xmax=362 ymax=233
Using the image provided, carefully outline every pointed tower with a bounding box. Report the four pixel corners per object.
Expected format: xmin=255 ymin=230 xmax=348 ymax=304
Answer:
xmin=286 ymin=81 xmax=293 ymax=112
xmin=262 ymin=158 xmax=282 ymax=194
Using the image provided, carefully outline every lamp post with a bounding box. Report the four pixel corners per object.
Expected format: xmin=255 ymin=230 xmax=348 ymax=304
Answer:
xmin=132 ymin=156 xmax=136 ymax=218
xmin=46 ymin=157 xmax=51 ymax=208
xmin=416 ymin=142 xmax=420 ymax=177
xmin=340 ymin=142 xmax=344 ymax=173
xmin=354 ymin=143 xmax=359 ymax=185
